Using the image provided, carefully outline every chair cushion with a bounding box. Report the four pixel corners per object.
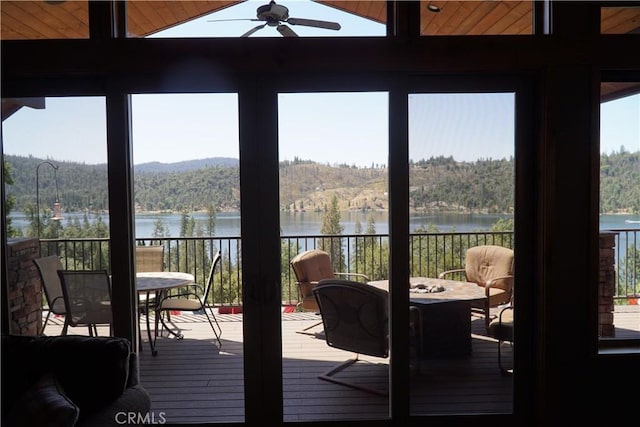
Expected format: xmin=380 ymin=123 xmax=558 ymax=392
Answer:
xmin=487 ymin=287 xmax=510 ymax=307
xmin=159 ymin=297 xmax=201 ymax=311
xmin=6 ymin=372 xmax=79 ymax=427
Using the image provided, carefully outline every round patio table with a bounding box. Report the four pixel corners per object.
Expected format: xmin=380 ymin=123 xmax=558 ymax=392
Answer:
xmin=137 ymin=271 xmax=195 ymax=356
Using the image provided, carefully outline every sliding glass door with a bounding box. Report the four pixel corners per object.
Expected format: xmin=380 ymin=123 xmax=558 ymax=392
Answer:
xmin=278 ymin=91 xmax=390 ymax=421
xmin=130 ymin=92 xmax=245 ymax=423
xmin=407 ymin=91 xmax=516 ymax=415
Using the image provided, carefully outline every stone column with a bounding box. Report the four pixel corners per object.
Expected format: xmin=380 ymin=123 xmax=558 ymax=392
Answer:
xmin=599 ymin=231 xmax=617 ymax=337
xmin=6 ymin=238 xmax=42 ymax=336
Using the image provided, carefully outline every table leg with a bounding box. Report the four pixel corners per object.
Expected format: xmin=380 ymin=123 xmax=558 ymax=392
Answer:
xmin=145 ymin=291 xmax=158 ymax=356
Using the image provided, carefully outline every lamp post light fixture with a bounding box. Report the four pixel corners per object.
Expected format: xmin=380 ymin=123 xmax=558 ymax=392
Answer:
xmin=35 ymin=160 xmax=63 ymax=237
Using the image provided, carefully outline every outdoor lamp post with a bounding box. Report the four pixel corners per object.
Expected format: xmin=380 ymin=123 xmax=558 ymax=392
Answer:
xmin=35 ymin=160 xmax=63 ymax=237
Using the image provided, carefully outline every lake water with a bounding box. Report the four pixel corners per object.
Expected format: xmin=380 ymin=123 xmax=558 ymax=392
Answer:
xmin=9 ymin=211 xmax=640 ymax=238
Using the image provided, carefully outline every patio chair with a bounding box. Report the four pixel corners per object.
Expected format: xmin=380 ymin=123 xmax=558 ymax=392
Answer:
xmin=154 ymin=250 xmax=222 ymax=347
xmin=56 ymin=270 xmax=113 ymax=336
xmin=135 ymin=245 xmax=164 ymax=272
xmin=135 ymin=245 xmax=165 ymax=313
xmin=488 ymin=304 xmax=514 ymax=375
xmin=312 ymin=279 xmax=422 ymax=396
xmin=33 ymin=255 xmax=66 ymax=335
xmin=290 ymin=249 xmax=369 ymax=336
xmin=438 ymin=245 xmax=514 ymax=331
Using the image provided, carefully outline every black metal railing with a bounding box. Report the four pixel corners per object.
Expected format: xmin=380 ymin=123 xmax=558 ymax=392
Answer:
xmin=612 ymin=229 xmax=640 ymax=303
xmin=39 ymin=229 xmax=639 ymax=307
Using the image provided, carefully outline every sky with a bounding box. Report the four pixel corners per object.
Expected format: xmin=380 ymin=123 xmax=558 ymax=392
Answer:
xmin=2 ymin=1 xmax=639 ymax=166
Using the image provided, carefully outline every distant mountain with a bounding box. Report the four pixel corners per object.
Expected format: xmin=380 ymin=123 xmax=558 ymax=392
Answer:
xmin=135 ymin=157 xmax=238 ymax=173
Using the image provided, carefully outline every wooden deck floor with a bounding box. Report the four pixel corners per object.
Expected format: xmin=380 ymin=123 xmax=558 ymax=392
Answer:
xmin=45 ymin=307 xmax=639 ymax=424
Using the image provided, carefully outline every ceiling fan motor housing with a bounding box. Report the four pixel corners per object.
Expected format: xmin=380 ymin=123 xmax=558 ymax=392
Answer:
xmin=257 ymin=1 xmax=289 ymax=26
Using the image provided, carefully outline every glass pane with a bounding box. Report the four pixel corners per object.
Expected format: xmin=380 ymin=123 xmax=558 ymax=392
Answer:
xmin=279 ymin=91 xmax=390 ymax=421
xmin=408 ymin=92 xmax=515 ymax=414
xmin=599 ymin=83 xmax=640 ymax=347
xmin=1 ymin=0 xmax=89 ymax=40
xmin=3 ymin=96 xmax=109 ymax=336
xmin=421 ymin=0 xmax=533 ymax=36
xmin=601 ymin=6 xmax=640 ymax=34
xmin=130 ymin=93 xmax=244 ymax=423
xmin=135 ymin=0 xmax=385 ymax=38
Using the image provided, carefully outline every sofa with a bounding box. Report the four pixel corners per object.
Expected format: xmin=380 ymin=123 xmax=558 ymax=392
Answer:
xmin=1 ymin=334 xmax=151 ymax=427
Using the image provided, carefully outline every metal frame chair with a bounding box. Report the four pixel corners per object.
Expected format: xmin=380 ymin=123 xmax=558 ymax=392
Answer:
xmin=313 ymin=279 xmax=422 ymax=396
xmin=135 ymin=245 xmax=164 ymax=272
xmin=290 ymin=249 xmax=369 ymax=336
xmin=155 ymin=251 xmax=222 ymax=347
xmin=56 ymin=270 xmax=113 ymax=336
xmin=135 ymin=244 xmax=165 ymax=350
xmin=33 ymin=255 xmax=66 ymax=335
xmin=488 ymin=304 xmax=514 ymax=375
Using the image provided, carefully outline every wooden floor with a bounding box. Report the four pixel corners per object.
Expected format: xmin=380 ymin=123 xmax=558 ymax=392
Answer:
xmin=45 ymin=307 xmax=639 ymax=424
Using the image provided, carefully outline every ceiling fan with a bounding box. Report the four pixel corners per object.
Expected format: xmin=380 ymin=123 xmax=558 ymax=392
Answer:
xmin=208 ymin=1 xmax=341 ymax=37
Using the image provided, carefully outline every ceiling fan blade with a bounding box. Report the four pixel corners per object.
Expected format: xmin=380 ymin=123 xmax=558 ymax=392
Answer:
xmin=241 ymin=23 xmax=267 ymax=37
xmin=207 ymin=18 xmax=260 ymax=22
xmin=286 ymin=17 xmax=341 ymax=31
xmin=277 ymin=24 xmax=298 ymax=37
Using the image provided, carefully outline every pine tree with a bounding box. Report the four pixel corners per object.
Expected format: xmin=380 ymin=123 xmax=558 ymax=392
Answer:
xmin=3 ymin=158 xmax=20 ymax=237
xmin=205 ymin=204 xmax=216 ymax=236
xmin=152 ymin=219 xmax=170 ymax=238
xmin=319 ymin=194 xmax=345 ymax=272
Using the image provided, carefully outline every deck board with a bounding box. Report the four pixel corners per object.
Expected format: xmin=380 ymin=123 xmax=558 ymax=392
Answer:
xmin=43 ymin=307 xmax=638 ymax=423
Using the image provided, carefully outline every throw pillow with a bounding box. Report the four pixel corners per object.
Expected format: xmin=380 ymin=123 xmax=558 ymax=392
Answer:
xmin=7 ymin=372 xmax=79 ymax=427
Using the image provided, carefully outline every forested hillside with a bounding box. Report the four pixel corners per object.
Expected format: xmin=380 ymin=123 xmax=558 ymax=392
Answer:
xmin=599 ymin=151 xmax=640 ymax=213
xmin=409 ymin=156 xmax=514 ymax=214
xmin=5 ymin=151 xmax=640 ymax=215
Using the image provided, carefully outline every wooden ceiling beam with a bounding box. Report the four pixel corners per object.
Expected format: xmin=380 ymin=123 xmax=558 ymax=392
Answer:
xmin=2 ymin=35 xmax=638 ymax=92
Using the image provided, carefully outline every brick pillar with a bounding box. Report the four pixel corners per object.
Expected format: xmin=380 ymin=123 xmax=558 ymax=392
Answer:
xmin=599 ymin=232 xmax=617 ymax=337
xmin=6 ymin=238 xmax=42 ymax=336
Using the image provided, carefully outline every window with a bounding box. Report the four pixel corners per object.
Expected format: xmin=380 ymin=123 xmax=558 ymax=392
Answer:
xmin=278 ymin=91 xmax=390 ymax=420
xmin=599 ymin=82 xmax=640 ymax=350
xmin=132 ymin=0 xmax=385 ymax=39
xmin=131 ymin=93 xmax=245 ymax=422
xmin=408 ymin=92 xmax=515 ymax=414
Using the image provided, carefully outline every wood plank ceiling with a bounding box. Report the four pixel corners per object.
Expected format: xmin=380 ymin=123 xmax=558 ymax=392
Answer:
xmin=2 ymin=0 xmax=639 ymax=40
